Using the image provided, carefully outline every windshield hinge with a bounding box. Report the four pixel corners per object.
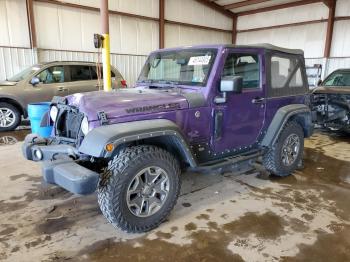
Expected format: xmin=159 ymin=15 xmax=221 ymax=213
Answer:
xmin=97 ymin=111 xmax=109 ymax=125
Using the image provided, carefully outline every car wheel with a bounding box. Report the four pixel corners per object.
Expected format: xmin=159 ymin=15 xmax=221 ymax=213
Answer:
xmin=263 ymin=121 xmax=304 ymax=177
xmin=97 ymin=145 xmax=181 ymax=233
xmin=0 ymin=102 xmax=21 ymax=132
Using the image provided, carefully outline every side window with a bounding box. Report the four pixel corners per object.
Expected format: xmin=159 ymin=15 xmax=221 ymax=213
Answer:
xmin=91 ymin=66 xmax=116 ymax=79
xmin=90 ymin=67 xmax=98 ymax=80
xmin=269 ymin=55 xmax=306 ymax=97
xmin=271 ymin=56 xmax=303 ymax=89
xmin=70 ymin=65 xmax=92 ymax=81
xmin=290 ymin=68 xmax=303 ymax=87
xmin=222 ymin=53 xmax=260 ymax=89
xmin=36 ymin=66 xmax=64 ymax=84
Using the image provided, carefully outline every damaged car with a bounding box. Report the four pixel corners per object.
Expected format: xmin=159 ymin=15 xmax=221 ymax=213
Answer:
xmin=312 ymin=69 xmax=350 ymax=133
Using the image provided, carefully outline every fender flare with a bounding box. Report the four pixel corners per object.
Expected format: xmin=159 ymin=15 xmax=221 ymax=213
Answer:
xmin=261 ymin=104 xmax=313 ymax=147
xmin=78 ymin=119 xmax=197 ymax=167
xmin=0 ymin=95 xmax=27 ymax=117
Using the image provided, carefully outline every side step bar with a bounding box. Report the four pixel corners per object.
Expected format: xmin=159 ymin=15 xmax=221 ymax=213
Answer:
xmin=191 ymin=150 xmax=264 ymax=173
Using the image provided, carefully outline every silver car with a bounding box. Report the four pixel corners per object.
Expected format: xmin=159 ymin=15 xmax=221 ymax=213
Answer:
xmin=0 ymin=61 xmax=126 ymax=131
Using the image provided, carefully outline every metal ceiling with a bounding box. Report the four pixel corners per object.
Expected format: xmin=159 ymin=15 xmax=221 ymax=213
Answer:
xmin=198 ymin=0 xmax=330 ymax=16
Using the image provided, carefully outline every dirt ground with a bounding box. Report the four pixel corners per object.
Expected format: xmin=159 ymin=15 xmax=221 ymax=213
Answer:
xmin=0 ymin=128 xmax=349 ymax=262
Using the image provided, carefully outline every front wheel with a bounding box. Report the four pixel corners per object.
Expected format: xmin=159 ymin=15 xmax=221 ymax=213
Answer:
xmin=263 ymin=121 xmax=304 ymax=176
xmin=97 ymin=145 xmax=181 ymax=233
xmin=0 ymin=102 xmax=21 ymax=132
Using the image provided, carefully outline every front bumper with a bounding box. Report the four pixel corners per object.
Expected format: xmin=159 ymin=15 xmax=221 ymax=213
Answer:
xmin=22 ymin=134 xmax=99 ymax=195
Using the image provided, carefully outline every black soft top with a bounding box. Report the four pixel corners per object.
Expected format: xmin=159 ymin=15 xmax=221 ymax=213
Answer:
xmin=226 ymin=43 xmax=304 ymax=55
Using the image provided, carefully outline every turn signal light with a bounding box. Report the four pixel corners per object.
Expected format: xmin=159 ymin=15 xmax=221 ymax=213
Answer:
xmin=105 ymin=143 xmax=114 ymax=152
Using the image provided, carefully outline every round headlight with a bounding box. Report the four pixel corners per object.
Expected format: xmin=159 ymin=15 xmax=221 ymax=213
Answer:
xmin=50 ymin=106 xmax=58 ymax=122
xmin=81 ymin=116 xmax=89 ymax=135
xmin=34 ymin=149 xmax=43 ymax=160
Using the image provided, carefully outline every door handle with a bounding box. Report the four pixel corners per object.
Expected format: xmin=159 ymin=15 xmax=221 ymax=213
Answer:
xmin=252 ymin=97 xmax=265 ymax=104
xmin=57 ymin=86 xmax=67 ymax=92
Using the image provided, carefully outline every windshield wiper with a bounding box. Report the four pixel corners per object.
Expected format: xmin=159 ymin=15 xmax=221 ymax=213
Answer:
xmin=158 ymin=80 xmax=179 ymax=85
xmin=139 ymin=79 xmax=154 ymax=84
xmin=139 ymin=79 xmax=179 ymax=87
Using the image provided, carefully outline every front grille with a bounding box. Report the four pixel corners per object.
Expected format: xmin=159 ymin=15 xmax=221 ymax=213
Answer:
xmin=55 ymin=107 xmax=84 ymax=141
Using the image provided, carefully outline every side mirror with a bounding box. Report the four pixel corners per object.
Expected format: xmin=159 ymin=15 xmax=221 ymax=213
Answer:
xmin=30 ymin=77 xmax=40 ymax=86
xmin=317 ymin=79 xmax=322 ymax=86
xmin=220 ymin=76 xmax=243 ymax=94
xmin=215 ymin=76 xmax=243 ymax=104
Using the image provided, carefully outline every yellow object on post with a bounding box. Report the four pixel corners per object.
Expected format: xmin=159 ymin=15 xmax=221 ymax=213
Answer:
xmin=102 ymin=34 xmax=112 ymax=92
xmin=100 ymin=0 xmax=112 ymax=92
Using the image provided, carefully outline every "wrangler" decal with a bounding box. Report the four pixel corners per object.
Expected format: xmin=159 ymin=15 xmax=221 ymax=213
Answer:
xmin=126 ymin=103 xmax=181 ymax=114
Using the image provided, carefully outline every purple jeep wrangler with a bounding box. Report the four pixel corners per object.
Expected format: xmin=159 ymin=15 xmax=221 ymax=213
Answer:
xmin=22 ymin=44 xmax=313 ymax=232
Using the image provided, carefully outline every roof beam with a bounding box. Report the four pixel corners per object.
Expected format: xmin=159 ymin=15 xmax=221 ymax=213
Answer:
xmin=26 ymin=0 xmax=37 ymax=48
xmin=194 ymin=0 xmax=235 ymax=18
xmin=159 ymin=0 xmax=165 ymax=49
xmin=232 ymin=15 xmax=237 ymax=44
xmin=224 ymin=0 xmax=273 ymax=10
xmin=322 ymin=0 xmax=334 ymax=8
xmin=237 ymin=0 xmax=322 ymax=16
xmin=324 ymin=0 xmax=336 ymax=57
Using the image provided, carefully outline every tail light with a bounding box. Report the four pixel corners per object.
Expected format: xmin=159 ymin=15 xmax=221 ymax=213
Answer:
xmin=121 ymin=80 xmax=127 ymax=88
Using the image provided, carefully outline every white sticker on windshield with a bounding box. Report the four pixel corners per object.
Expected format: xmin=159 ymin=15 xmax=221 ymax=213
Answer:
xmin=188 ymin=55 xmax=211 ymax=66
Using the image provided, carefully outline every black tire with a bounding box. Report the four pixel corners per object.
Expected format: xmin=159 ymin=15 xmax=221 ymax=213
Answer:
xmin=0 ymin=102 xmax=21 ymax=132
xmin=263 ymin=121 xmax=304 ymax=177
xmin=97 ymin=145 xmax=181 ymax=233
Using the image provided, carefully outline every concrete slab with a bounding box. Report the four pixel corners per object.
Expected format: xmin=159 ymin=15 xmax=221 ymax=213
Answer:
xmin=0 ymin=130 xmax=349 ymax=261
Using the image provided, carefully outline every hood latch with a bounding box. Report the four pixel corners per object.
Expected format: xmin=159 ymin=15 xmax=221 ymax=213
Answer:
xmin=97 ymin=111 xmax=109 ymax=125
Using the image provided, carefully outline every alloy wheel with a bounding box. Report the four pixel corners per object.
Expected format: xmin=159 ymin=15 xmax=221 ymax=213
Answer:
xmin=0 ymin=108 xmax=16 ymax=128
xmin=126 ymin=166 xmax=170 ymax=217
xmin=281 ymin=133 xmax=300 ymax=166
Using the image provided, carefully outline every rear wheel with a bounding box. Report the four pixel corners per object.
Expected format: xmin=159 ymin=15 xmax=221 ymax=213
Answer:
xmin=0 ymin=102 xmax=21 ymax=132
xmin=97 ymin=145 xmax=181 ymax=233
xmin=263 ymin=121 xmax=304 ymax=176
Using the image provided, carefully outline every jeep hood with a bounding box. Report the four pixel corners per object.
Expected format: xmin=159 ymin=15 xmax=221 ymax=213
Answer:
xmin=67 ymin=88 xmax=190 ymax=121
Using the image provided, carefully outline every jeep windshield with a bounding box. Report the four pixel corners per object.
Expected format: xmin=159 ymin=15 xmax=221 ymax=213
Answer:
xmin=7 ymin=65 xmax=42 ymax=82
xmin=138 ymin=49 xmax=217 ymax=87
xmin=323 ymin=70 xmax=350 ymax=87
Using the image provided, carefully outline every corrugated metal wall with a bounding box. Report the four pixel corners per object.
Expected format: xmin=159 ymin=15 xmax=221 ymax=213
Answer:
xmin=165 ymin=0 xmax=232 ymax=49
xmin=0 ymin=0 xmax=231 ymax=85
xmin=165 ymin=0 xmax=232 ymax=30
xmin=33 ymin=1 xmax=159 ymax=55
xmin=61 ymin=0 xmax=160 ymax=18
xmin=327 ymin=58 xmax=350 ymax=74
xmin=165 ymin=24 xmax=231 ymax=48
xmin=237 ymin=3 xmax=329 ymax=30
xmin=236 ymin=0 xmax=350 ymax=78
xmin=0 ymin=0 xmax=30 ymax=47
xmin=236 ymin=2 xmax=329 ymax=58
xmin=237 ymin=23 xmax=328 ymax=58
xmin=0 ymin=47 xmax=37 ymax=81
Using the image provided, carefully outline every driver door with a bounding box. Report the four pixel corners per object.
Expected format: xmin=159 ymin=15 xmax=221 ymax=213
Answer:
xmin=213 ymin=50 xmax=266 ymax=154
xmin=24 ymin=65 xmax=68 ymax=104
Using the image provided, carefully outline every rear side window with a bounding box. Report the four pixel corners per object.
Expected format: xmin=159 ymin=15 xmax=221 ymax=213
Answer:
xmin=271 ymin=56 xmax=303 ymax=88
xmin=222 ymin=53 xmax=260 ymax=89
xmin=269 ymin=54 xmax=306 ymax=97
xmin=91 ymin=66 xmax=116 ymax=80
xmin=70 ymin=65 xmax=91 ymax=81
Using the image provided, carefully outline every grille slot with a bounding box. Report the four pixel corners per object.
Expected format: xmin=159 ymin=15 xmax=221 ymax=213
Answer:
xmin=56 ymin=108 xmax=84 ymax=140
